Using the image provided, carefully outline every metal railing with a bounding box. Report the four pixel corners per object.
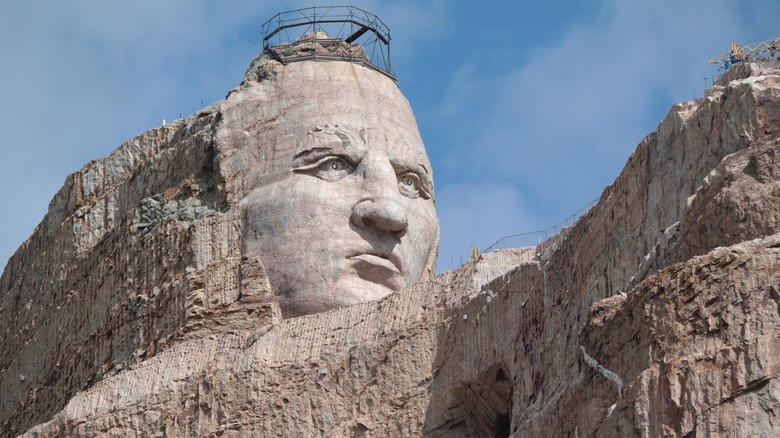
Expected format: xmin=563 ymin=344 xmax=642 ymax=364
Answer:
xmin=446 ymin=197 xmax=600 ymax=270
xmin=260 ymin=6 xmax=394 ymax=80
xmin=482 ymin=197 xmax=599 ymax=253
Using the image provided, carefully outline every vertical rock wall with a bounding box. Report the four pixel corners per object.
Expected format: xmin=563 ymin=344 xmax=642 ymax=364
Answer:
xmin=3 ymin=60 xmax=780 ymax=437
xmin=505 ymin=63 xmax=780 ymax=436
xmin=0 ymin=107 xmax=244 ymax=435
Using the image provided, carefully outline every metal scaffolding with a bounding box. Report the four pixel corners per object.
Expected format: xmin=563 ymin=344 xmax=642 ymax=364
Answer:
xmin=709 ymin=37 xmax=780 ymax=69
xmin=260 ymin=6 xmax=395 ymax=80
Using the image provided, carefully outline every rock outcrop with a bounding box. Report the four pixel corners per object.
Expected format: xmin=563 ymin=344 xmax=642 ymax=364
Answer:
xmin=2 ymin=51 xmax=780 ymax=436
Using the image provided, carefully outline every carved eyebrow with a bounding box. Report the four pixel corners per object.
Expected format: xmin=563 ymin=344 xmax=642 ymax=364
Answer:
xmin=389 ymin=153 xmax=429 ymax=174
xmin=293 ymin=139 xmax=347 ymax=160
xmin=293 ymin=128 xmax=365 ymax=160
xmin=391 ymin=161 xmax=428 ymax=175
xmin=292 ymin=143 xmax=365 ymax=168
xmin=292 ymin=147 xmax=334 ymax=166
xmin=392 ymin=161 xmax=433 ymax=196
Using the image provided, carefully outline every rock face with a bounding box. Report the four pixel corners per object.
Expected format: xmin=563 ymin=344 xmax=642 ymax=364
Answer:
xmin=2 ymin=53 xmax=780 ymax=437
xmin=223 ymin=54 xmax=439 ymax=318
xmin=0 ymin=48 xmax=438 ymax=435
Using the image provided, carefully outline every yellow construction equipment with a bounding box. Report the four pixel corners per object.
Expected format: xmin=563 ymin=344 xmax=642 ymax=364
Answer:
xmin=709 ymin=37 xmax=780 ymax=69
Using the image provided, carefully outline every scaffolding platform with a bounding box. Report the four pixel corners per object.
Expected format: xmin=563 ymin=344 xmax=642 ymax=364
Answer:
xmin=260 ymin=6 xmax=395 ymax=80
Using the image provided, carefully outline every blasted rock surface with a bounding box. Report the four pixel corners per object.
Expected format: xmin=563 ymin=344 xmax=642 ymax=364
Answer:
xmin=1 ymin=49 xmax=440 ymax=435
xmin=4 ymin=59 xmax=780 ymax=437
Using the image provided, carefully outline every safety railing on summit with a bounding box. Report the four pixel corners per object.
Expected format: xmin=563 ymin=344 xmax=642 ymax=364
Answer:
xmin=260 ymin=6 xmax=395 ymax=80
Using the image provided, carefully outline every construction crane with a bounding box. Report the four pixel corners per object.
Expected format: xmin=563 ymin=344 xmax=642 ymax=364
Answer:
xmin=709 ymin=37 xmax=780 ymax=69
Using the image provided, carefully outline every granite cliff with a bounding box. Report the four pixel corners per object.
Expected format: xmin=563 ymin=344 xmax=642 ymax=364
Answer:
xmin=2 ymin=49 xmax=780 ymax=436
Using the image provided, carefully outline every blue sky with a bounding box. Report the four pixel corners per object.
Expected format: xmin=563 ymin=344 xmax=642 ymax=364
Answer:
xmin=0 ymin=0 xmax=777 ymax=273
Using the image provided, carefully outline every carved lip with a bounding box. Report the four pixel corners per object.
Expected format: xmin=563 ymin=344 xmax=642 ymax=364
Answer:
xmin=348 ymin=252 xmax=402 ymax=275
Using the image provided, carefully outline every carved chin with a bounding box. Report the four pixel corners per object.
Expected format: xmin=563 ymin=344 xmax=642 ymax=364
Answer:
xmin=277 ymin=279 xmax=394 ymax=319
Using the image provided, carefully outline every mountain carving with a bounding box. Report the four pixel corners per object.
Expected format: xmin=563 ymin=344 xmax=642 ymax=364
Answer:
xmin=2 ymin=48 xmax=780 ymax=437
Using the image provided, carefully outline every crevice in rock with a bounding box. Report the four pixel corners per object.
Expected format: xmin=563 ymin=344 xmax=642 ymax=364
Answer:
xmin=430 ymin=365 xmax=513 ymax=437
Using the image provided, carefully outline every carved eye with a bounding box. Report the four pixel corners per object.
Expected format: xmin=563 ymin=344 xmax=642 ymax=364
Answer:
xmin=313 ymin=157 xmax=354 ymax=182
xmin=324 ymin=159 xmax=347 ymax=171
xmin=398 ymin=173 xmax=424 ymax=199
xmin=294 ymin=154 xmax=359 ymax=182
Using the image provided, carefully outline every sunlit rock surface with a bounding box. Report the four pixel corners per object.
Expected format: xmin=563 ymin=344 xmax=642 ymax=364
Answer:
xmin=3 ymin=57 xmax=780 ymax=437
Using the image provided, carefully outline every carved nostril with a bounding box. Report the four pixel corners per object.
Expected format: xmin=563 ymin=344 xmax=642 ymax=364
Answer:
xmin=352 ymin=198 xmax=408 ymax=235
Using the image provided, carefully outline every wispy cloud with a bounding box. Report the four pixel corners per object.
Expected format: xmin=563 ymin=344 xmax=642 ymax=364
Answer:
xmin=436 ymin=181 xmax=534 ymax=271
xmin=430 ymin=0 xmax=778 ymax=270
xmin=1 ymin=0 xmax=777 ymax=273
xmin=0 ymin=1 xmax=280 ymax=267
xmin=0 ymin=1 xmax=455 ymax=269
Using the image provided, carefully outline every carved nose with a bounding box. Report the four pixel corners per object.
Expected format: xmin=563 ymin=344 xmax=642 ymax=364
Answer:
xmin=351 ymin=198 xmax=408 ymax=235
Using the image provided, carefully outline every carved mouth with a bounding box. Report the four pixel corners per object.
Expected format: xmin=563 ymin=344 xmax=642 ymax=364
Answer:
xmin=348 ymin=253 xmax=402 ymax=275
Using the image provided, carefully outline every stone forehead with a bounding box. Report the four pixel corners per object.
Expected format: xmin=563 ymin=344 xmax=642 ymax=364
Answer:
xmin=253 ymin=62 xmax=418 ymax=127
xmin=218 ymin=59 xmax=434 ymax=199
xmin=294 ymin=124 xmax=427 ymax=159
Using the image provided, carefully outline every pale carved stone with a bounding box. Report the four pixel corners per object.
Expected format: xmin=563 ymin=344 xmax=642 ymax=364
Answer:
xmin=3 ymin=52 xmax=780 ymax=437
xmin=0 ymin=51 xmax=439 ymax=434
xmin=220 ymin=55 xmax=439 ymax=317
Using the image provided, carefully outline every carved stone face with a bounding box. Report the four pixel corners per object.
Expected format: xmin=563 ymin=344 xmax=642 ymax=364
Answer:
xmin=232 ymin=60 xmax=438 ymax=318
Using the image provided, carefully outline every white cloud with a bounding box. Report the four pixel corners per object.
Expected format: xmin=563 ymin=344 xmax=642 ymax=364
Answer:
xmin=0 ymin=1 xmax=282 ymax=268
xmin=430 ymin=0 xmax=774 ymax=269
xmin=473 ymin=0 xmax=744 ymax=171
xmin=348 ymin=0 xmax=454 ymax=74
xmin=1 ymin=0 xmax=776 ymax=274
xmin=0 ymin=1 xmax=454 ymax=270
xmin=436 ymin=181 xmax=535 ymax=272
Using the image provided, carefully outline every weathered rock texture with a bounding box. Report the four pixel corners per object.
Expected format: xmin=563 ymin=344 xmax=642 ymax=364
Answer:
xmin=224 ymin=54 xmax=439 ymax=318
xmin=2 ymin=55 xmax=780 ymax=437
